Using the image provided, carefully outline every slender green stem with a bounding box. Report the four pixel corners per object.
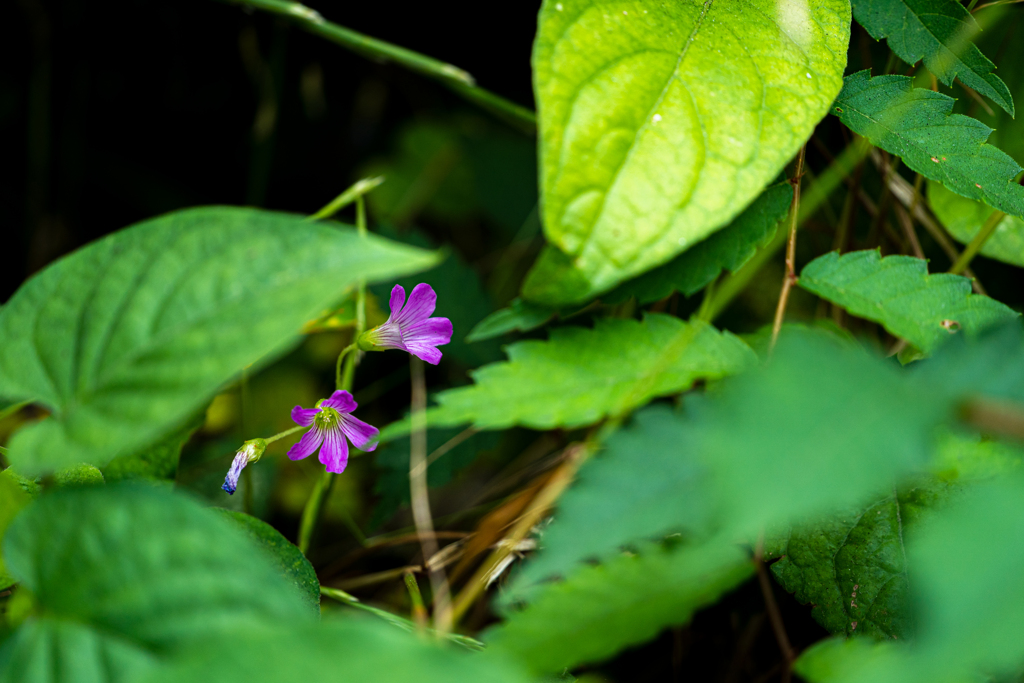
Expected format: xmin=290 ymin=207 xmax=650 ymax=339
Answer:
xmin=695 ymin=275 xmax=717 ymax=322
xmin=404 ymin=572 xmax=428 ymax=628
xmin=265 ymin=424 xmax=307 ymax=444
xmin=967 ymin=0 xmax=982 ymax=10
xmin=308 ymin=176 xmax=384 ymax=221
xmin=705 ymin=138 xmax=872 ymax=322
xmin=949 ymin=209 xmax=1005 ymax=274
xmin=215 ymin=0 xmax=536 ymax=133
xmin=298 ymin=197 xmax=373 ymax=556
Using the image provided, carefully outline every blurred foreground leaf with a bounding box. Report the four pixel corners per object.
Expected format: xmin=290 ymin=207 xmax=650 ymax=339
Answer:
xmin=0 ymin=485 xmax=314 ymax=683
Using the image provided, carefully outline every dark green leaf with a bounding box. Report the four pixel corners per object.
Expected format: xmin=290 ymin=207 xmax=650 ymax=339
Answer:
xmin=486 ymin=540 xmax=752 ymax=675
xmin=0 ymin=207 xmax=438 ymax=475
xmin=798 ymin=250 xmax=1017 ymax=353
xmin=832 ymin=71 xmax=1024 ymax=218
xmin=521 ymin=0 xmax=850 ymax=304
xmin=506 ymin=405 xmax=713 ymax=603
xmin=0 ymin=484 xmax=313 ymax=683
xmin=0 ymin=473 xmax=31 ymax=591
xmin=851 ymin=0 xmax=1013 ymax=115
xmin=604 ymin=183 xmax=792 ymax=305
xmin=216 ymin=510 xmax=320 ymax=615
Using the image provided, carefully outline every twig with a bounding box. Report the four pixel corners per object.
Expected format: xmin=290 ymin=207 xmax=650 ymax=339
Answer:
xmin=409 ymin=357 xmax=453 ymax=633
xmin=215 ymin=0 xmax=536 ymax=133
xmin=332 ymin=565 xmax=422 ymax=591
xmin=894 ymin=204 xmax=925 ymax=259
xmin=449 ymin=442 xmax=591 ymax=624
xmin=769 ymin=145 xmax=807 ymax=353
xmin=755 ymin=537 xmax=795 ymax=683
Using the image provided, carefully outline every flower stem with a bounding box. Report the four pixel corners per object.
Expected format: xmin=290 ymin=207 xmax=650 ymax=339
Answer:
xmin=334 ymin=344 xmax=357 ymax=392
xmin=214 ymin=0 xmax=535 ymax=134
xmin=264 ymin=424 xmax=306 ymax=444
xmin=949 ymin=209 xmax=1005 ymax=275
xmin=308 ymin=176 xmax=384 ymax=221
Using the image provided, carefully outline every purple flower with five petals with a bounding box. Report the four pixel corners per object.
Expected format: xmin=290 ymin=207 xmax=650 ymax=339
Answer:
xmin=358 ymin=283 xmax=452 ymax=365
xmin=287 ymin=390 xmax=379 ymax=473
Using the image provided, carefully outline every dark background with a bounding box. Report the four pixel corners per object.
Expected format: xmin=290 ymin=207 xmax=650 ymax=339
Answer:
xmin=1 ymin=0 xmax=539 ymax=302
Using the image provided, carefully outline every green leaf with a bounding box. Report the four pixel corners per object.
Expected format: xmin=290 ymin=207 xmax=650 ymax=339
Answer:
xmin=53 ymin=464 xmax=104 ymax=487
xmin=795 ymin=638 xmax=922 ymax=683
xmin=0 ymin=484 xmax=314 ymax=683
xmin=148 ymin=617 xmax=531 ymax=683
xmin=486 ymin=540 xmax=753 ymax=675
xmin=102 ymin=415 xmax=202 ymax=483
xmin=604 ymin=183 xmax=793 ymax=305
xmin=215 ymin=509 xmax=320 ymax=615
xmin=697 ymin=328 xmax=952 ymax=537
xmin=797 ymin=250 xmax=1018 ymax=353
xmin=851 ymin=0 xmax=1013 ymax=116
xmin=768 ymin=482 xmax=947 ymax=640
xmin=832 ymin=71 xmax=1024 ymax=218
xmin=0 ymin=473 xmax=31 ymax=590
xmin=0 ymin=207 xmax=439 ymax=476
xmin=928 ymin=180 xmax=1024 ymax=268
xmin=521 ymin=0 xmax=851 ymax=305
xmin=466 ymin=298 xmax=557 ymax=343
xmin=506 ymin=405 xmax=713 ymax=603
xmin=386 ymin=315 xmax=756 ymax=435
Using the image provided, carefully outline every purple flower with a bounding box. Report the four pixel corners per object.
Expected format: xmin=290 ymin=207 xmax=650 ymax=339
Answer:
xmin=287 ymin=390 xmax=379 ymax=473
xmin=222 ymin=438 xmax=267 ymax=495
xmin=358 ymin=283 xmax=453 ymax=365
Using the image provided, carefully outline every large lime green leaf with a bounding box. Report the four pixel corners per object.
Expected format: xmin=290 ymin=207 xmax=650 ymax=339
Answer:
xmin=0 ymin=207 xmax=438 ymax=476
xmin=380 ymin=314 xmax=756 ymax=436
xmin=851 ymin=0 xmax=1013 ymax=115
xmin=521 ymin=0 xmax=850 ymax=305
xmin=148 ymin=617 xmax=531 ymax=683
xmin=506 ymin=405 xmax=713 ymax=603
xmin=929 ymin=180 xmax=1024 ymax=268
xmin=0 ymin=484 xmax=313 ymax=683
xmin=833 ymin=71 xmax=1024 ymax=218
xmin=604 ymin=182 xmax=793 ymax=305
xmin=486 ymin=540 xmax=752 ymax=675
xmin=216 ymin=510 xmax=320 ymax=614
xmin=798 ymin=250 xmax=1017 ymax=353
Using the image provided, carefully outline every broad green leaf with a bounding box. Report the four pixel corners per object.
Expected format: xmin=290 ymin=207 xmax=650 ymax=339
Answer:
xmin=521 ymin=0 xmax=850 ymax=305
xmin=928 ymin=181 xmax=1024 ymax=268
xmin=604 ymin=183 xmax=793 ymax=305
xmin=0 ymin=485 xmax=313 ymax=683
xmin=851 ymin=0 xmax=1013 ymax=115
xmin=0 ymin=473 xmax=31 ymax=590
xmin=101 ymin=416 xmax=200 ymax=483
xmin=798 ymin=250 xmax=1017 ymax=353
xmin=795 ymin=638 xmax=924 ymax=683
xmin=768 ymin=483 xmax=947 ymax=640
xmin=0 ymin=207 xmax=438 ymax=476
xmin=466 ymin=299 xmax=557 ymax=343
xmin=148 ymin=617 xmax=531 ymax=683
xmin=486 ymin=540 xmax=752 ymax=675
xmin=216 ymin=510 xmax=320 ymax=615
xmin=832 ymin=71 xmax=1024 ymax=218
xmin=382 ymin=314 xmax=756 ymax=435
xmin=697 ymin=329 xmax=951 ymax=537
xmin=53 ymin=464 xmax=104 ymax=487
xmin=506 ymin=405 xmax=713 ymax=603
xmin=914 ymin=320 xmax=1024 ymax=404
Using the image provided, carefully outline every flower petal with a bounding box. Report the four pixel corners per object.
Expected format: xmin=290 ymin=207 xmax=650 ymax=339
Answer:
xmin=291 ymin=406 xmax=319 ymax=426
xmin=389 ymin=284 xmax=406 ymax=316
xmin=393 ymin=283 xmax=436 ymax=326
xmin=287 ymin=427 xmax=324 ymax=461
xmin=403 ymin=317 xmax=453 ymax=348
xmin=221 ymin=452 xmax=249 ymax=495
xmin=319 ymin=427 xmax=350 ymax=473
xmin=338 ymin=413 xmax=380 ymax=452
xmin=405 ymin=343 xmax=444 ymax=365
xmin=321 ymin=390 xmax=357 ymax=413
